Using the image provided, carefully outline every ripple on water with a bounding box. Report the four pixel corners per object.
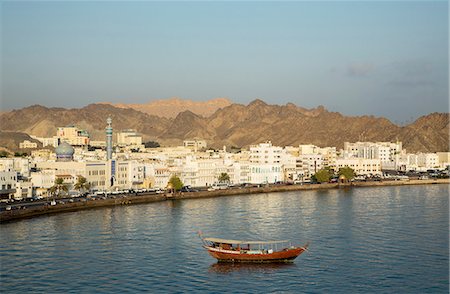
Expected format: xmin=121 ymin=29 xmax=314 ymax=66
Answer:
xmin=0 ymin=185 xmax=448 ymax=293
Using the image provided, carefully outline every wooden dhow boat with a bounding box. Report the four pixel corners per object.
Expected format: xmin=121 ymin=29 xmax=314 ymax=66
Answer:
xmin=199 ymin=233 xmax=309 ymax=263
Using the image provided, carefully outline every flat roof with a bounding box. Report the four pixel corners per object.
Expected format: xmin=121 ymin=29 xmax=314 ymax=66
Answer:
xmin=203 ymin=237 xmax=289 ymax=245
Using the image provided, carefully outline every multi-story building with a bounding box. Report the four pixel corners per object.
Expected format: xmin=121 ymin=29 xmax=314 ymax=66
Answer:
xmin=34 ymin=160 xmax=131 ymax=192
xmin=335 ymin=158 xmax=381 ymax=176
xmin=436 ymin=152 xmax=450 ymax=169
xmin=0 ymin=171 xmax=17 ymax=200
xmin=30 ymin=169 xmax=56 ymax=191
xmin=30 ymin=135 xmax=59 ymax=148
xmin=19 ymin=140 xmax=38 ymax=149
xmin=343 ymin=141 xmax=402 ymax=169
xmin=56 ymin=125 xmax=90 ymax=146
xmin=417 ymin=153 xmax=440 ymax=170
xmin=14 ymin=181 xmax=33 ymax=200
xmin=183 ymin=140 xmax=207 ymax=151
xmin=296 ymin=154 xmax=324 ymax=179
xmin=250 ymin=141 xmax=283 ymax=164
xmin=249 ymin=164 xmax=283 ymax=184
xmin=0 ymin=158 xmax=31 ymax=178
xmin=117 ymin=129 xmax=142 ymax=146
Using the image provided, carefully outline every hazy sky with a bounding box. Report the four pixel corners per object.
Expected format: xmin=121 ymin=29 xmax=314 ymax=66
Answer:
xmin=1 ymin=1 xmax=448 ymax=123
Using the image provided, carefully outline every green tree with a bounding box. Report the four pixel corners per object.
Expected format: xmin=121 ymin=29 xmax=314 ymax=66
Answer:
xmin=49 ymin=178 xmax=68 ymax=198
xmin=338 ymin=167 xmax=355 ymax=181
xmin=144 ymin=141 xmax=160 ymax=148
xmin=0 ymin=151 xmax=8 ymax=158
xmin=314 ymin=169 xmax=332 ymax=183
xmin=218 ymin=172 xmax=230 ymax=183
xmin=168 ymin=175 xmax=183 ymax=191
xmin=74 ymin=176 xmax=91 ymax=194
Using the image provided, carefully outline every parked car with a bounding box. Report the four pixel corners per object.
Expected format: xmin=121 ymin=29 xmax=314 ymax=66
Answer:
xmin=210 ymin=183 xmax=229 ymax=190
xmin=180 ymin=186 xmax=198 ymax=192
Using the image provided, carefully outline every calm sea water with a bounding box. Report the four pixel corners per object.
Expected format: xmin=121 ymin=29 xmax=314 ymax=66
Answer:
xmin=1 ymin=185 xmax=448 ymax=293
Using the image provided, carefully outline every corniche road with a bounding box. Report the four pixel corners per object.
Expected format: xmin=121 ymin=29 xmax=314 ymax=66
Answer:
xmin=1 ymin=178 xmax=448 ymax=223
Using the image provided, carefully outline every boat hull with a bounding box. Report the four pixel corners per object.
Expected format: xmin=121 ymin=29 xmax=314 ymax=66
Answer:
xmin=206 ymin=247 xmax=306 ymax=263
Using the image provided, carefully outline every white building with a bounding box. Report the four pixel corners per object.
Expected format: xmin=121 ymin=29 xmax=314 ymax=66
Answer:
xmin=30 ymin=136 xmax=59 ymax=148
xmin=436 ymin=152 xmax=450 ymax=169
xmin=117 ymin=129 xmax=142 ymax=146
xmin=250 ymin=141 xmax=283 ymax=164
xmin=0 ymin=158 xmax=31 ymax=178
xmin=0 ymin=171 xmax=17 ymax=200
xmin=249 ymin=163 xmax=283 ymax=184
xmin=417 ymin=153 xmax=440 ymax=170
xmin=14 ymin=181 xmax=33 ymax=200
xmin=344 ymin=141 xmax=402 ymax=169
xmin=335 ymin=158 xmax=381 ymax=176
xmin=19 ymin=140 xmax=38 ymax=149
xmin=35 ymin=160 xmax=132 ymax=192
xmin=56 ymin=125 xmax=90 ymax=146
xmin=30 ymin=169 xmax=56 ymax=190
xmin=183 ymin=140 xmax=207 ymax=151
xmin=296 ymin=154 xmax=324 ymax=179
xmin=298 ymin=144 xmax=337 ymax=171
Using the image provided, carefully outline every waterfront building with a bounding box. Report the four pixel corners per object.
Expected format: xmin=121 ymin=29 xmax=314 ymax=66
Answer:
xmin=56 ymin=125 xmax=90 ymax=146
xmin=298 ymin=145 xmax=337 ymax=171
xmin=250 ymin=141 xmax=283 ymax=164
xmin=152 ymin=166 xmax=171 ymax=189
xmin=335 ymin=158 xmax=381 ymax=176
xmin=19 ymin=140 xmax=38 ymax=149
xmin=0 ymin=170 xmax=17 ymax=200
xmin=30 ymin=170 xmax=56 ymax=193
xmin=317 ymin=147 xmax=337 ymax=169
xmin=436 ymin=152 xmax=450 ymax=169
xmin=249 ymin=163 xmax=283 ymax=184
xmin=417 ymin=153 xmax=440 ymax=170
xmin=14 ymin=180 xmax=33 ymax=200
xmin=296 ymin=154 xmax=324 ymax=179
xmin=343 ymin=141 xmax=402 ymax=169
xmin=197 ymin=158 xmax=221 ymax=186
xmin=280 ymin=152 xmax=297 ymax=182
xmin=34 ymin=159 xmax=132 ymax=192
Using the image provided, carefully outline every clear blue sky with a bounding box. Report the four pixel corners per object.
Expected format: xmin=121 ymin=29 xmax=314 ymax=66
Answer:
xmin=1 ymin=1 xmax=448 ymax=123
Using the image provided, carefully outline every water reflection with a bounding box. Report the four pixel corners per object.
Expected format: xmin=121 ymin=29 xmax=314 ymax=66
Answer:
xmin=208 ymin=262 xmax=297 ymax=274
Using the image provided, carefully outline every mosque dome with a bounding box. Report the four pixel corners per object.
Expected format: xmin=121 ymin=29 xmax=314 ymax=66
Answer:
xmin=55 ymin=142 xmax=74 ymax=161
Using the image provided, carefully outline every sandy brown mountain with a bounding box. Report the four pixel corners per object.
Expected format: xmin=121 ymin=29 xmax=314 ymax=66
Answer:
xmin=0 ymin=104 xmax=171 ymax=142
xmin=0 ymin=100 xmax=448 ymax=153
xmin=0 ymin=131 xmax=42 ymax=153
xmin=100 ymin=97 xmax=232 ymax=118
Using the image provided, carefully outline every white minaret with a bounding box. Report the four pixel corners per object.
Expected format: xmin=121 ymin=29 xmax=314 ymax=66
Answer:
xmin=106 ymin=117 xmax=113 ymax=160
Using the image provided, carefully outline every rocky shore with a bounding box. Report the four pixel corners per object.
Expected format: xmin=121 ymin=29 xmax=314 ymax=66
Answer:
xmin=1 ymin=179 xmax=448 ymax=223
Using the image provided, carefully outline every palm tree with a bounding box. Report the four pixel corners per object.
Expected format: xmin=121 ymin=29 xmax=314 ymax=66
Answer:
xmin=49 ymin=178 xmax=68 ymax=199
xmin=218 ymin=172 xmax=230 ymax=183
xmin=74 ymin=176 xmax=91 ymax=195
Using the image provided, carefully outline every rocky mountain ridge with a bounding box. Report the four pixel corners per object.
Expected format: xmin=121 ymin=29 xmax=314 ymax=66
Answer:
xmin=0 ymin=100 xmax=448 ymax=153
xmin=99 ymin=97 xmax=232 ymax=118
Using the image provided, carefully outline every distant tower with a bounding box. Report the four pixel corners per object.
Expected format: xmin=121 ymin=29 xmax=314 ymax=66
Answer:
xmin=106 ymin=117 xmax=113 ymax=160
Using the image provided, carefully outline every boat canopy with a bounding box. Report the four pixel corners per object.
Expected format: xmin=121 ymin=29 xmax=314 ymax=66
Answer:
xmin=203 ymin=237 xmax=290 ymax=245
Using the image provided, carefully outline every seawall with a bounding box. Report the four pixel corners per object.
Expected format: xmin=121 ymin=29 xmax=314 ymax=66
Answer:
xmin=1 ymin=179 xmax=448 ymax=223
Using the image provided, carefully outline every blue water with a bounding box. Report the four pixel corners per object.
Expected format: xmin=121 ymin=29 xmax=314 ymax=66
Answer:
xmin=1 ymin=185 xmax=448 ymax=293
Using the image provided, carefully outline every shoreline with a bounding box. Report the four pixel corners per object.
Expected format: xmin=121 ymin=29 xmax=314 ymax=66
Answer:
xmin=1 ymin=179 xmax=448 ymax=223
